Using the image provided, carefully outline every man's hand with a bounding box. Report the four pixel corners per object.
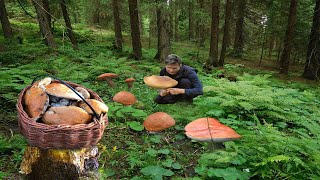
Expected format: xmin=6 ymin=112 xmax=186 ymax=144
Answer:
xmin=159 ymin=89 xmax=169 ymax=96
xmin=167 ymin=88 xmax=185 ymax=95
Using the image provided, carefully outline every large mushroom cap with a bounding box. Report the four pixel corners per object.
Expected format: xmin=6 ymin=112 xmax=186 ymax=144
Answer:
xmin=185 ymin=118 xmax=241 ymax=142
xmin=23 ymin=87 xmax=49 ymax=121
xmin=97 ymin=73 xmax=119 ymax=80
xmin=143 ymin=112 xmax=176 ymax=132
xmin=42 ymin=106 xmax=92 ymax=125
xmin=112 ymin=91 xmax=137 ymax=105
xmin=75 ymin=86 xmax=91 ymax=99
xmin=143 ymin=75 xmax=178 ymax=89
xmin=45 ymin=83 xmax=83 ymax=101
xmin=78 ymin=99 xmax=109 ymax=115
xmin=33 ymin=77 xmax=52 ymax=89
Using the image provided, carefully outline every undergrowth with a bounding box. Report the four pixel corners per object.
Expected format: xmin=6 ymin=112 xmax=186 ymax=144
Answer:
xmin=0 ymin=20 xmax=320 ymax=179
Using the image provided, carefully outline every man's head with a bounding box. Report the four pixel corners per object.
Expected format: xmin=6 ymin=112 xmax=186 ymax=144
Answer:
xmin=165 ymin=54 xmax=182 ymax=75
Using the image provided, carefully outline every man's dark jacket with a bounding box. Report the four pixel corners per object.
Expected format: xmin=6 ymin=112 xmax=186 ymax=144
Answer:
xmin=160 ymin=65 xmax=203 ymax=97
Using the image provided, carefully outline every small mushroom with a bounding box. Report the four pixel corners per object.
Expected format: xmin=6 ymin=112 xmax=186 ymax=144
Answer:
xmin=23 ymin=86 xmax=49 ymax=121
xmin=124 ymin=78 xmax=135 ymax=89
xmin=42 ymin=106 xmax=92 ymax=125
xmin=143 ymin=75 xmax=178 ymax=89
xmin=45 ymin=83 xmax=83 ymax=101
xmin=185 ymin=117 xmax=241 ymax=150
xmin=112 ymin=91 xmax=136 ymax=105
xmin=75 ymin=87 xmax=91 ymax=99
xmin=143 ymin=112 xmax=176 ymax=134
xmin=98 ymin=73 xmax=119 ymax=87
xmin=78 ymin=99 xmax=109 ymax=115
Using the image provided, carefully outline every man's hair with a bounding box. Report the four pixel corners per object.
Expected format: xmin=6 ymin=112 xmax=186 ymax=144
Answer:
xmin=165 ymin=54 xmax=182 ymax=65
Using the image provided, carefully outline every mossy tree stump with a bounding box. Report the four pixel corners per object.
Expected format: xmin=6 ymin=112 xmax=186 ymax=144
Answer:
xmin=20 ymin=145 xmax=100 ymax=179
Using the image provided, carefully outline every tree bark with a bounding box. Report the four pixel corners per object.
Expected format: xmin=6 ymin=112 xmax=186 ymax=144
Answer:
xmin=302 ymin=0 xmax=320 ymax=80
xmin=188 ymin=0 xmax=194 ymax=41
xmin=219 ymin=0 xmax=232 ymax=66
xmin=112 ymin=0 xmax=123 ymax=51
xmin=0 ymin=0 xmax=13 ymax=38
xmin=198 ymin=0 xmax=205 ymax=47
xmin=279 ymin=0 xmax=298 ymax=74
xmin=128 ymin=0 xmax=142 ymax=60
xmin=60 ymin=0 xmax=78 ymax=50
xmin=174 ymin=0 xmax=179 ymax=41
xmin=155 ymin=0 xmax=171 ymax=61
xmin=207 ymin=0 xmax=220 ymax=66
xmin=42 ymin=0 xmax=52 ymax=32
xmin=33 ymin=0 xmax=57 ymax=49
xmin=232 ymin=0 xmax=246 ymax=58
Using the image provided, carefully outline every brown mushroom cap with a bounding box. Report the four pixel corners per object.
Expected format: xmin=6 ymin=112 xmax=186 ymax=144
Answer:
xmin=42 ymin=106 xmax=92 ymax=125
xmin=143 ymin=112 xmax=176 ymax=132
xmin=112 ymin=91 xmax=137 ymax=105
xmin=33 ymin=77 xmax=52 ymax=89
xmin=97 ymin=73 xmax=119 ymax=80
xmin=75 ymin=86 xmax=91 ymax=99
xmin=23 ymin=87 xmax=49 ymax=121
xmin=125 ymin=77 xmax=135 ymax=82
xmin=78 ymin=99 xmax=109 ymax=115
xmin=143 ymin=75 xmax=178 ymax=89
xmin=45 ymin=83 xmax=83 ymax=101
xmin=185 ymin=118 xmax=241 ymax=142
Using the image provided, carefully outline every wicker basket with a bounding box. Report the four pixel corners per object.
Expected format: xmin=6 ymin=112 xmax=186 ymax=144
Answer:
xmin=17 ymin=80 xmax=108 ymax=149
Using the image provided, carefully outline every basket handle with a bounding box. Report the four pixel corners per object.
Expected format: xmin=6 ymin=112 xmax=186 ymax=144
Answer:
xmin=32 ymin=74 xmax=101 ymax=121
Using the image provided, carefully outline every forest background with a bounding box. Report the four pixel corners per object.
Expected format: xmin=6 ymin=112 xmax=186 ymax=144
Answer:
xmin=0 ymin=0 xmax=320 ymax=179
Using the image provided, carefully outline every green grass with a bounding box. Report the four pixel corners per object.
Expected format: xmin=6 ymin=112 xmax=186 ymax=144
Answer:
xmin=1 ymin=20 xmax=320 ymax=179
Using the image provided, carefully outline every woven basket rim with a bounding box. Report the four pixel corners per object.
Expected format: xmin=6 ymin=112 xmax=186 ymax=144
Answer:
xmin=17 ymin=80 xmax=108 ymax=129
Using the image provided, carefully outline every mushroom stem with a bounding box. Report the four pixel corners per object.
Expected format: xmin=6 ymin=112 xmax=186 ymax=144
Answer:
xmin=126 ymin=82 xmax=134 ymax=89
xmin=106 ymin=78 xmax=115 ymax=87
xmin=208 ymin=142 xmax=225 ymax=151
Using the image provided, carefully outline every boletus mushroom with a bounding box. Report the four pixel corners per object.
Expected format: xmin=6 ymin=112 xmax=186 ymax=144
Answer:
xmin=124 ymin=78 xmax=135 ymax=89
xmin=23 ymin=86 xmax=49 ymax=121
xmin=185 ymin=117 xmax=241 ymax=150
xmin=42 ymin=106 xmax=92 ymax=125
xmin=45 ymin=83 xmax=83 ymax=101
xmin=78 ymin=99 xmax=109 ymax=115
xmin=143 ymin=75 xmax=178 ymax=89
xmin=143 ymin=112 xmax=176 ymax=134
xmin=112 ymin=91 xmax=137 ymax=105
xmin=97 ymin=73 xmax=119 ymax=87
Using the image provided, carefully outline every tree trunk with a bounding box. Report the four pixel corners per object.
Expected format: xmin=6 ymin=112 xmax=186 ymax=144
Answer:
xmin=207 ymin=0 xmax=220 ymax=67
xmin=155 ymin=0 xmax=171 ymax=61
xmin=188 ymin=0 xmax=194 ymax=41
xmin=279 ymin=0 xmax=298 ymax=74
xmin=302 ymin=0 xmax=320 ymax=80
xmin=268 ymin=36 xmax=274 ymax=59
xmin=20 ymin=146 xmax=99 ymax=179
xmin=232 ymin=0 xmax=246 ymax=58
xmin=198 ymin=0 xmax=205 ymax=47
xmin=42 ymin=0 xmax=52 ymax=32
xmin=112 ymin=0 xmax=123 ymax=51
xmin=60 ymin=0 xmax=78 ymax=50
xmin=128 ymin=0 xmax=142 ymax=60
xmin=174 ymin=0 xmax=179 ymax=41
xmin=219 ymin=0 xmax=232 ymax=66
xmin=0 ymin=0 xmax=13 ymax=38
xmin=33 ymin=0 xmax=57 ymax=49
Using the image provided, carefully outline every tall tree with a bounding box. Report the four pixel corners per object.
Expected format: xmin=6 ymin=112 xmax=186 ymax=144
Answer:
xmin=60 ymin=0 xmax=78 ymax=50
xmin=112 ymin=0 xmax=123 ymax=51
xmin=302 ymin=0 xmax=320 ymax=80
xmin=174 ymin=0 xmax=179 ymax=41
xmin=33 ymin=0 xmax=57 ymax=49
xmin=42 ymin=0 xmax=52 ymax=31
xmin=232 ymin=0 xmax=246 ymax=58
xmin=219 ymin=0 xmax=232 ymax=66
xmin=197 ymin=0 xmax=206 ymax=47
xmin=188 ymin=0 xmax=194 ymax=41
xmin=279 ymin=0 xmax=298 ymax=74
xmin=0 ymin=0 xmax=13 ymax=38
xmin=128 ymin=0 xmax=142 ymax=59
xmin=207 ymin=0 xmax=220 ymax=66
xmin=155 ymin=0 xmax=171 ymax=61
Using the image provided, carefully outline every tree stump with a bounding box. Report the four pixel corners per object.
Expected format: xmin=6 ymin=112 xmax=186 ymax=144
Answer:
xmin=19 ymin=145 xmax=100 ymax=180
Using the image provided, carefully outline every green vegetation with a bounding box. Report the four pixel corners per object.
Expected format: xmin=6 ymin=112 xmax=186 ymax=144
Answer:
xmin=1 ymin=17 xmax=320 ymax=180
